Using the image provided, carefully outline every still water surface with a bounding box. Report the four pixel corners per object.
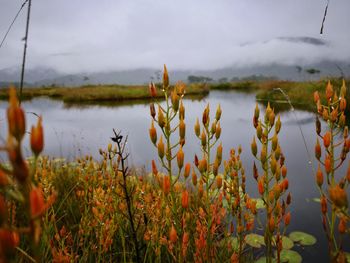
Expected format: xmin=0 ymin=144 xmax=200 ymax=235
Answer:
xmin=0 ymin=90 xmax=348 ymax=262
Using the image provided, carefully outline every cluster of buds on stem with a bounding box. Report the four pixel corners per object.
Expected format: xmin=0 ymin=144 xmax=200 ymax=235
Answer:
xmin=194 ymin=104 xmax=222 ymax=190
xmin=223 ymin=147 xmax=256 ymax=259
xmin=149 ymin=65 xmax=189 ymax=190
xmin=0 ymin=87 xmax=54 ymax=261
xmin=313 ymin=80 xmax=350 ymax=258
xmin=251 ymin=102 xmax=291 ymax=259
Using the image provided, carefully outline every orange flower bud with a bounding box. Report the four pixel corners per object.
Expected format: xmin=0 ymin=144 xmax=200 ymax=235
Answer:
xmin=158 ymin=105 xmax=165 ymax=128
xmin=169 ymin=225 xmax=177 ymax=243
xmin=149 ymin=120 xmax=157 ymax=145
xmin=202 ymin=104 xmax=209 ymax=126
xmin=150 ymin=103 xmax=156 ymax=119
xmin=269 ymin=216 xmax=275 ymax=233
xmin=157 ymin=136 xmax=165 ymax=159
xmin=192 ymin=169 xmax=197 ymax=186
xmin=339 ymin=113 xmax=346 ymax=127
xmin=313 ymin=91 xmax=320 ymax=103
xmin=330 ymin=108 xmax=338 ymax=123
xmin=340 ymin=98 xmax=346 ymax=112
xmin=179 ymin=101 xmax=185 ymax=120
xmin=216 ymin=104 xmax=222 ymax=121
xmin=7 ymin=88 xmax=26 ymax=141
xmin=284 ymin=212 xmax=291 ymax=226
xmin=182 ymin=231 xmax=189 ymax=245
xmin=340 ymin=79 xmax=347 ymax=97
xmin=149 ymin=82 xmax=157 ymax=97
xmin=198 ymin=158 xmax=207 ymax=174
xmin=177 ymin=146 xmax=184 ymax=169
xmin=323 ymin=131 xmax=331 ymax=148
xmin=260 ymin=146 xmax=267 ymax=163
xmin=329 ymin=185 xmax=348 ymax=208
xmin=286 ymin=193 xmax=292 ymax=205
xmin=184 ymin=163 xmax=191 ymax=178
xmin=216 ymin=143 xmax=223 ymax=164
xmin=254 ymin=103 xmax=260 ymax=119
xmin=316 ymin=116 xmax=321 ymax=135
xmin=163 ymin=64 xmax=169 ymax=88
xmin=338 ymin=218 xmax=346 ymax=234
xmin=213 ymin=159 xmax=219 ymax=176
xmin=258 ymin=178 xmax=264 ymax=195
xmin=163 ymin=176 xmax=171 ymax=195
xmin=283 ymin=179 xmax=289 ymax=190
xmin=216 ymin=176 xmax=222 ymax=189
xmin=179 ymin=119 xmax=186 ymax=140
xmin=281 ymin=165 xmax=287 ymax=178
xmin=171 ymin=90 xmax=179 ymax=112
xmin=322 ymin=108 xmax=329 ymax=121
xmin=325 ymin=155 xmax=331 ymax=174
xmin=269 ymin=110 xmax=275 ymax=126
xmin=321 ymin=195 xmax=327 ymax=214
xmin=272 ymin=134 xmax=278 ymax=151
xmin=194 ymin=118 xmax=200 ymax=137
xmin=200 ymin=130 xmax=206 ymax=147
xmin=215 ymin=122 xmax=221 ymax=140
xmin=251 ymin=137 xmax=257 ymax=157
xmin=316 ymin=165 xmax=323 ymax=187
xmin=253 ymin=162 xmax=258 ymax=180
xmin=181 ymin=190 xmax=189 ymax=209
xmin=194 ymin=154 xmax=199 ymax=167
xmin=326 ymin=80 xmax=333 ymax=101
xmin=0 ymin=170 xmax=8 ymax=187
xmin=0 ymin=229 xmax=19 ymax=252
xmin=275 ymin=115 xmax=281 ymax=134
xmin=151 ymin=160 xmax=158 ymax=176
xmin=30 ymin=116 xmax=44 ymax=156
xmin=315 ymin=138 xmax=321 ymax=160
xmin=30 ymin=186 xmax=45 ymax=218
xmin=256 ymin=122 xmax=262 ymax=140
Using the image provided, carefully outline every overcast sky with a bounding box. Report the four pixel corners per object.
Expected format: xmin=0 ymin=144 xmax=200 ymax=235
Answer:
xmin=0 ymin=0 xmax=349 ymax=73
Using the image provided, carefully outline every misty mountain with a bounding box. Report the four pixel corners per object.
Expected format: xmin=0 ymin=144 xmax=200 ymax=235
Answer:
xmin=0 ymin=60 xmax=349 ymax=87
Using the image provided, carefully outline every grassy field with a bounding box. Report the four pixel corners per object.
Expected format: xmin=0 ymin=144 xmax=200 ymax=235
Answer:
xmin=0 ymin=79 xmax=348 ymax=113
xmin=0 ymin=83 xmax=209 ymax=103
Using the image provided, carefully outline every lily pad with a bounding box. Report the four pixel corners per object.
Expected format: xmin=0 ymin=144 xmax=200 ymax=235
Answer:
xmin=289 ymin=231 xmax=316 ymax=246
xmin=272 ymin=236 xmax=294 ymax=250
xmin=345 ymin=252 xmax=350 ymax=263
xmin=245 ymin=233 xmax=265 ymax=248
xmin=279 ymin=249 xmax=302 ymax=263
xmin=255 ymin=257 xmax=277 ymax=263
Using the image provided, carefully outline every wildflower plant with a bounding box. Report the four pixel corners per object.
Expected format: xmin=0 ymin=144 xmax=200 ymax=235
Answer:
xmin=0 ymin=87 xmax=54 ymax=261
xmin=313 ymin=80 xmax=350 ymax=261
xmin=251 ymin=103 xmax=292 ymax=262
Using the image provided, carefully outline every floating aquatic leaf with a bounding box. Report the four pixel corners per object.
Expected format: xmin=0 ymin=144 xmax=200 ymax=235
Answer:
xmin=279 ymin=249 xmax=302 ymax=263
xmin=289 ymin=231 xmax=316 ymax=246
xmin=272 ymin=236 xmax=294 ymax=250
xmin=245 ymin=233 xmax=265 ymax=248
xmin=255 ymin=257 xmax=276 ymax=263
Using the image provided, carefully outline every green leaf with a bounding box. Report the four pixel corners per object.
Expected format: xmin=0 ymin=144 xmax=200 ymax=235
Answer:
xmin=255 ymin=257 xmax=277 ymax=263
xmin=289 ymin=231 xmax=317 ymax=246
xmin=245 ymin=233 xmax=265 ymax=248
xmin=230 ymin=237 xmax=239 ymax=250
xmin=272 ymin=236 xmax=294 ymax=250
xmin=279 ymin=249 xmax=302 ymax=263
xmin=345 ymin=252 xmax=350 ymax=263
xmin=252 ymin=198 xmax=265 ymax=209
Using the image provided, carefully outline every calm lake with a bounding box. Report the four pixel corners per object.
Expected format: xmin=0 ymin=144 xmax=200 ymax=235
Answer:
xmin=0 ymin=90 xmax=348 ymax=262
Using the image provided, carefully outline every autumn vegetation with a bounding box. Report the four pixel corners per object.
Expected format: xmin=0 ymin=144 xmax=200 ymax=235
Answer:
xmin=0 ymin=66 xmax=348 ymax=262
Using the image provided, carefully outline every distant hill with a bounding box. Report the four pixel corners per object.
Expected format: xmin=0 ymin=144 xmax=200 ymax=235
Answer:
xmin=0 ymin=60 xmax=349 ymax=87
